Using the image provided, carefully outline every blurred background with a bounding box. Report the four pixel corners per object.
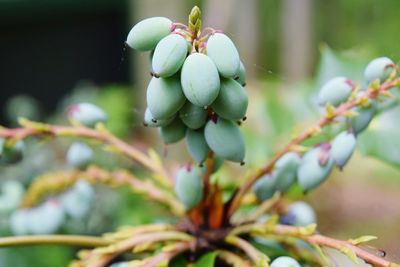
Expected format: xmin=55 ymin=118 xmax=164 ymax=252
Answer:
xmin=1 ymin=0 xmax=400 ymax=266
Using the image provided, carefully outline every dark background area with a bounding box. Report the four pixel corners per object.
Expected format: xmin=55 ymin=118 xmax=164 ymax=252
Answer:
xmin=0 ymin=1 xmax=129 ymax=123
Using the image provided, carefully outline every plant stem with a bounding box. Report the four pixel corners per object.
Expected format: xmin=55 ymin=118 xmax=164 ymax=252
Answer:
xmin=0 ymin=235 xmax=110 ymax=248
xmin=227 ymin=78 xmax=400 ymax=218
xmin=0 ymin=120 xmax=172 ymax=188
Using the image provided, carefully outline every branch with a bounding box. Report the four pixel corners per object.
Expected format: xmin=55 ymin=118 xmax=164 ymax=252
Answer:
xmin=80 ymin=231 xmax=194 ymax=267
xmin=21 ymin=166 xmax=185 ymax=216
xmin=227 ymin=78 xmax=400 ymax=218
xmin=139 ymin=240 xmax=194 ymax=267
xmin=238 ymin=222 xmax=400 ymax=267
xmin=0 ymin=235 xmax=110 ymax=248
xmin=225 ymin=235 xmax=269 ymax=266
xmin=0 ymin=119 xmax=172 ymax=187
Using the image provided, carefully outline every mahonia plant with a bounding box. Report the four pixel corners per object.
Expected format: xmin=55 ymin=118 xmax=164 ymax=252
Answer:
xmin=1 ymin=6 xmax=400 ymax=267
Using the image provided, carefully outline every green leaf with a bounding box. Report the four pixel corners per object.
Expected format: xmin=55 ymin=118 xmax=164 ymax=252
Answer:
xmin=195 ymin=252 xmax=218 ymax=267
xmin=358 ymin=129 xmax=400 ymax=168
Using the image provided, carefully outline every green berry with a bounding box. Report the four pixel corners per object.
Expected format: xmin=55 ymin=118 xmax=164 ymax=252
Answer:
xmin=146 ymin=76 xmax=186 ymax=120
xmin=126 ymin=17 xmax=172 ymax=51
xmin=143 ymin=108 xmax=174 ymax=127
xmin=274 ymin=152 xmax=301 ymax=193
xmin=179 ymin=102 xmax=207 ymax=129
xmin=204 ymin=118 xmax=245 ymax=163
xmin=349 ymin=104 xmax=376 ymax=134
xmin=252 ymin=174 xmax=277 ymax=201
xmin=186 ymin=129 xmax=210 ymax=164
xmin=206 ymin=33 xmax=240 ymax=78
xmin=364 ymin=57 xmax=394 ymax=83
xmin=67 ymin=103 xmax=107 ymax=127
xmin=29 ymin=200 xmax=65 ymax=235
xmin=318 ymin=77 xmax=354 ymax=107
xmin=10 ymin=210 xmax=30 ymax=235
xmin=66 ymin=142 xmax=93 ymax=168
xmin=236 ymin=61 xmax=246 ymax=86
xmin=280 ymin=201 xmax=316 ymax=227
xmin=211 ymin=78 xmax=248 ymax=120
xmin=270 ymin=256 xmax=301 ymax=267
xmin=174 ymin=165 xmax=203 ymax=210
xmin=152 ymin=34 xmax=188 ymax=77
xmin=181 ymin=53 xmax=220 ymax=107
xmin=159 ymin=118 xmax=186 ymax=144
xmin=331 ymin=131 xmax=357 ymax=169
xmin=297 ymin=145 xmax=333 ymax=192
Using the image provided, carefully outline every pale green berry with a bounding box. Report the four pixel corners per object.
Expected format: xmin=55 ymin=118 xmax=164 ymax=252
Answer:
xmin=146 ymin=76 xmax=186 ymax=120
xmin=364 ymin=57 xmax=394 ymax=83
xmin=271 ymin=256 xmax=301 ymax=267
xmin=252 ymin=174 xmax=277 ymax=201
xmin=67 ymin=103 xmax=107 ymax=127
xmin=179 ymin=102 xmax=207 ymax=129
xmin=152 ymin=34 xmax=188 ymax=77
xmin=204 ymin=118 xmax=245 ymax=163
xmin=143 ymin=107 xmax=174 ymax=127
xmin=331 ymin=131 xmax=357 ymax=168
xmin=158 ymin=118 xmax=186 ymax=144
xmin=186 ymin=129 xmax=210 ymax=164
xmin=274 ymin=152 xmax=301 ymax=193
xmin=349 ymin=105 xmax=376 ymax=134
xmin=174 ymin=165 xmax=203 ymax=210
xmin=126 ymin=17 xmax=172 ymax=51
xmin=211 ymin=78 xmax=248 ymax=120
xmin=206 ymin=33 xmax=240 ymax=78
xmin=236 ymin=61 xmax=246 ymax=86
xmin=297 ymin=145 xmax=333 ymax=192
xmin=318 ymin=77 xmax=353 ymax=107
xmin=280 ymin=201 xmax=316 ymax=227
xmin=66 ymin=142 xmax=93 ymax=168
xmin=181 ymin=53 xmax=220 ymax=107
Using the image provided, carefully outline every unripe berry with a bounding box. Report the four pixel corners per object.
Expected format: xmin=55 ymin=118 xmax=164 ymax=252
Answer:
xmin=126 ymin=17 xmax=172 ymax=51
xmin=204 ymin=118 xmax=245 ymax=163
xmin=270 ymin=256 xmax=301 ymax=267
xmin=297 ymin=144 xmax=333 ymax=192
xmin=274 ymin=152 xmax=301 ymax=193
xmin=158 ymin=117 xmax=187 ymax=144
xmin=29 ymin=200 xmax=65 ymax=235
xmin=174 ymin=165 xmax=203 ymax=210
xmin=66 ymin=142 xmax=93 ymax=168
xmin=280 ymin=201 xmax=316 ymax=227
xmin=146 ymin=76 xmax=186 ymax=120
xmin=252 ymin=174 xmax=277 ymax=201
xmin=186 ymin=129 xmax=210 ymax=164
xmin=331 ymin=131 xmax=357 ymax=169
xmin=152 ymin=34 xmax=188 ymax=77
xmin=349 ymin=105 xmax=376 ymax=134
xmin=0 ymin=180 xmax=24 ymax=214
xmin=211 ymin=78 xmax=248 ymax=121
xmin=67 ymin=103 xmax=107 ymax=127
xmin=143 ymin=108 xmax=174 ymax=127
xmin=318 ymin=77 xmax=354 ymax=107
xmin=206 ymin=33 xmax=240 ymax=78
xmin=364 ymin=57 xmax=394 ymax=83
xmin=60 ymin=180 xmax=94 ymax=219
xmin=0 ymin=139 xmax=24 ymax=165
xmin=236 ymin=61 xmax=246 ymax=86
xmin=9 ymin=209 xmax=30 ymax=235
xmin=181 ymin=53 xmax=220 ymax=107
xmin=179 ymin=102 xmax=207 ymax=130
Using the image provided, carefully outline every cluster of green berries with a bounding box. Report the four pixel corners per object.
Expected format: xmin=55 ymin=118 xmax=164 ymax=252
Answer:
xmin=253 ymin=57 xmax=396 ymax=198
xmin=9 ymin=180 xmax=94 ymax=235
xmin=126 ymin=16 xmax=248 ymax=165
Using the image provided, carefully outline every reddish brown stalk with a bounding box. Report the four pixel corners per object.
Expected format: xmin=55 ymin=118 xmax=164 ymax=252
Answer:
xmin=227 ymin=79 xmax=400 ymax=218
